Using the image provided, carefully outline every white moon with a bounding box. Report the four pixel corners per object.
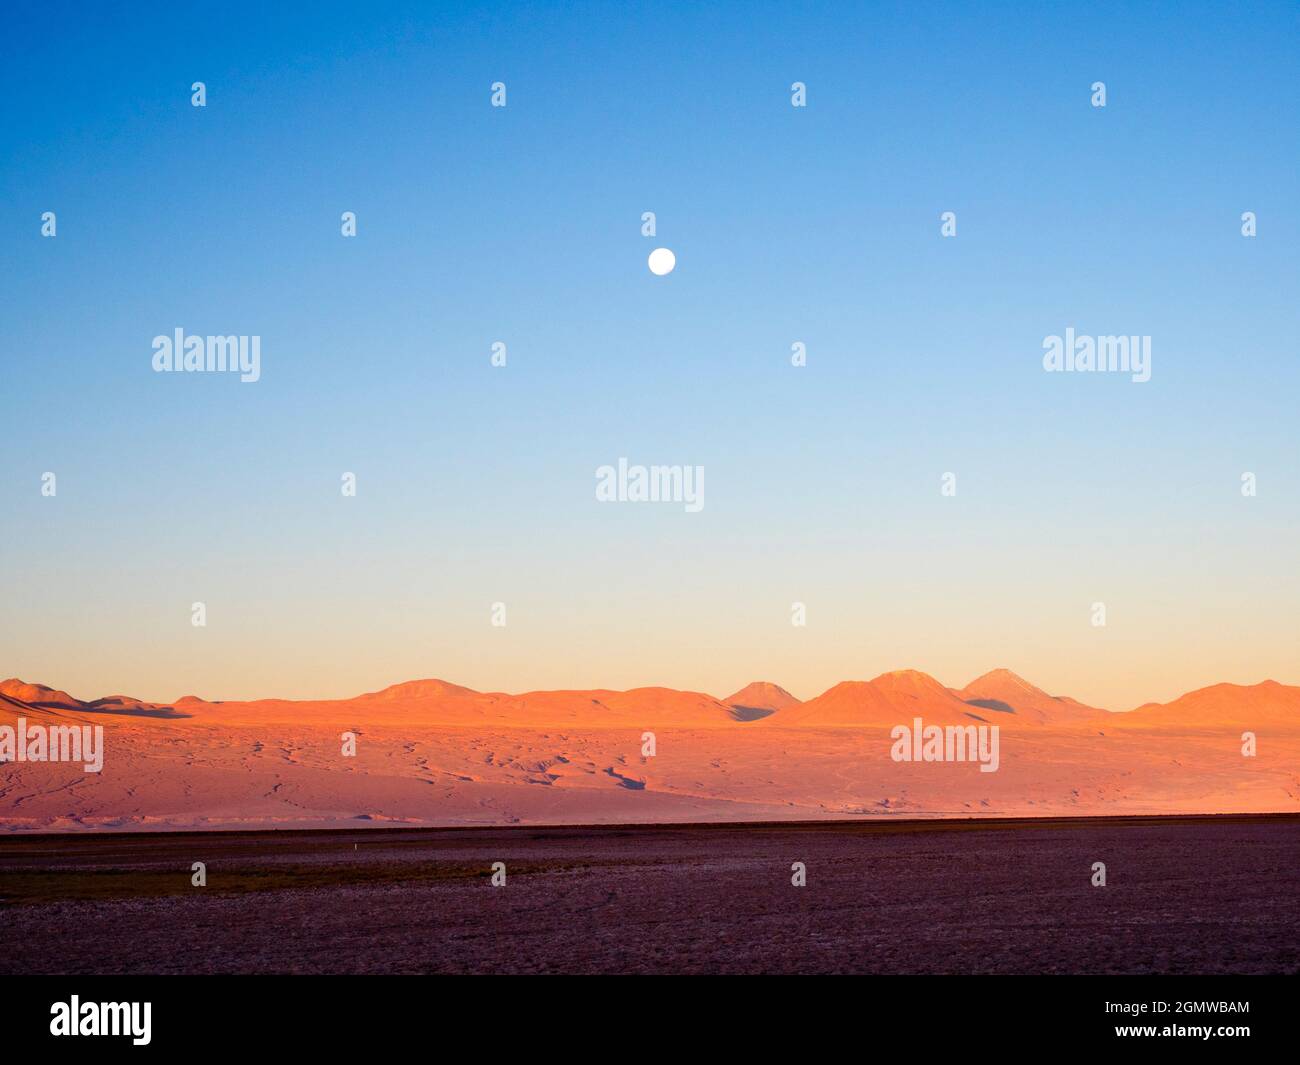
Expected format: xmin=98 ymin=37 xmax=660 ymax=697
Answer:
xmin=647 ymin=247 xmax=676 ymax=276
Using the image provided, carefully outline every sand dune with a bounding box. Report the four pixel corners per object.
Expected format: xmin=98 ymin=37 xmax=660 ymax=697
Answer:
xmin=1 ymin=673 xmax=1296 ymax=832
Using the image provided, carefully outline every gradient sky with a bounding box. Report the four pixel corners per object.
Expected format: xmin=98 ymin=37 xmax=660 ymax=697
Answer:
xmin=3 ymin=1 xmax=1297 ymax=710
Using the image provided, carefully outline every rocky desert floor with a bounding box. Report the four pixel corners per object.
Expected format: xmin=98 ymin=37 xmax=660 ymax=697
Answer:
xmin=1 ymin=815 xmax=1296 ymax=975
xmin=3 ymin=720 xmax=1298 ymax=832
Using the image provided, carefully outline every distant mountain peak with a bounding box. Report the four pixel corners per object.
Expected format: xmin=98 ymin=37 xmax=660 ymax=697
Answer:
xmin=965 ymin=668 xmax=1042 ymax=692
xmin=724 ymin=681 xmax=799 ymax=708
xmin=869 ymin=669 xmax=950 ymax=693
xmin=0 ymin=678 xmax=84 ymax=709
xmin=358 ymin=679 xmax=479 ymax=700
xmin=1123 ymin=678 xmax=1299 ymax=724
xmin=723 ymin=682 xmax=801 ymax=720
xmin=959 ymin=669 xmax=1105 ymax=722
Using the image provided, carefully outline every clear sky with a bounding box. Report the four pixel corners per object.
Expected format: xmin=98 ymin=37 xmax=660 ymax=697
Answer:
xmin=2 ymin=1 xmax=1297 ymax=710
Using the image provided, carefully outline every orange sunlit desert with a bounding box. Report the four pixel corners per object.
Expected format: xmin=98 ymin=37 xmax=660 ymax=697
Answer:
xmin=6 ymin=0 xmax=1300 ymax=1036
xmin=2 ymin=669 xmax=1296 ymax=831
xmin=3 ymin=668 xmax=1298 ymax=977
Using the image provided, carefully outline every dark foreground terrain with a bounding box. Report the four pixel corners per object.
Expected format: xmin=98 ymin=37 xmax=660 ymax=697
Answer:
xmin=1 ymin=815 xmax=1296 ymax=974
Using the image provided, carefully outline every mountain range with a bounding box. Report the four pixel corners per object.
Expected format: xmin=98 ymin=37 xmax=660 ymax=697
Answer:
xmin=5 ymin=668 xmax=1296 ymax=728
xmin=2 ymin=669 xmax=1296 ymax=832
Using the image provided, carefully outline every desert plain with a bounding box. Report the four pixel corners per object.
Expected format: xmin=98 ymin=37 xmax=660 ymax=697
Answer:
xmin=1 ymin=816 xmax=1296 ymax=974
xmin=1 ymin=668 xmax=1297 ymax=831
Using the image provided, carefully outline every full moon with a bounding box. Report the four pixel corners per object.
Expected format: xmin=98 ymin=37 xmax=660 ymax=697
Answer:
xmin=647 ymin=247 xmax=676 ymax=276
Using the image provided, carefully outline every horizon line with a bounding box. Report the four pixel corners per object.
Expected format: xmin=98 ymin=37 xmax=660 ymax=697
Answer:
xmin=5 ymin=668 xmax=1296 ymax=717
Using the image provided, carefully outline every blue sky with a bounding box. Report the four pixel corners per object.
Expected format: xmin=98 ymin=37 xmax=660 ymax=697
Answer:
xmin=2 ymin=1 xmax=1297 ymax=707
